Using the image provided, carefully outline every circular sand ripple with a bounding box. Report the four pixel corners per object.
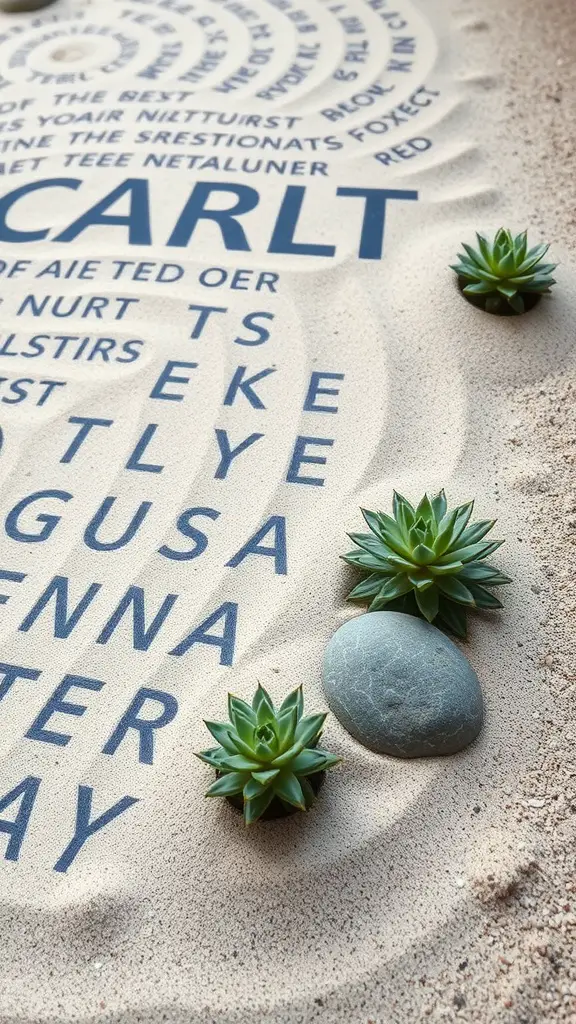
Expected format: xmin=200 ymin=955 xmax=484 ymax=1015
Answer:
xmin=0 ymin=0 xmax=547 ymax=1020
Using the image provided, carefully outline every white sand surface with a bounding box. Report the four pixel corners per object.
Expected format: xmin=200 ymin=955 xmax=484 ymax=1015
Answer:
xmin=0 ymin=0 xmax=573 ymax=1021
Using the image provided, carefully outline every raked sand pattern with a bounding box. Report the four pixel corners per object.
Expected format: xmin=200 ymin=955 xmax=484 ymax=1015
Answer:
xmin=0 ymin=0 xmax=574 ymax=1021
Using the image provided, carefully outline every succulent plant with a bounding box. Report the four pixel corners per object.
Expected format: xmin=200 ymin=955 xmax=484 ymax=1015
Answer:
xmin=343 ymin=490 xmax=511 ymax=638
xmin=451 ymin=228 xmax=557 ymax=314
xmin=196 ymin=684 xmax=339 ymax=825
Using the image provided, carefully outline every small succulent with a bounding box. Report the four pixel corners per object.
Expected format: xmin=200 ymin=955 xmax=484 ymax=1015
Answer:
xmin=343 ymin=490 xmax=511 ymax=638
xmin=196 ymin=685 xmax=339 ymax=825
xmin=451 ymin=228 xmax=557 ymax=314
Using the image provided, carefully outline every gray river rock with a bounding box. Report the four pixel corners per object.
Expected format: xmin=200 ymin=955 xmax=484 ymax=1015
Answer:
xmin=323 ymin=612 xmax=484 ymax=758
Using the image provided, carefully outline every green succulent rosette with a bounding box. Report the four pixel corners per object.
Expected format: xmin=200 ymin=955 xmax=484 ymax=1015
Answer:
xmin=452 ymin=228 xmax=557 ymax=314
xmin=197 ymin=684 xmax=339 ymax=825
xmin=343 ymin=490 xmax=512 ymax=638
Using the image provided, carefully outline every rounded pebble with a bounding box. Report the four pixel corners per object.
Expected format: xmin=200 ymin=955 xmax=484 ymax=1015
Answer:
xmin=323 ymin=612 xmax=484 ymax=758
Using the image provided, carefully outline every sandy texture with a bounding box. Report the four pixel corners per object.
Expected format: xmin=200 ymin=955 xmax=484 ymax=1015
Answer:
xmin=0 ymin=0 xmax=573 ymax=1021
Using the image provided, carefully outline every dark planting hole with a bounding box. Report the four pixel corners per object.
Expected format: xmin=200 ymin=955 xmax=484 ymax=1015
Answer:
xmin=218 ymin=769 xmax=326 ymax=821
xmin=457 ymin=276 xmax=542 ymax=316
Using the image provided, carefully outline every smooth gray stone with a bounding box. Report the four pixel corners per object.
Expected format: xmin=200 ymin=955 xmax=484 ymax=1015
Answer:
xmin=323 ymin=612 xmax=483 ymax=758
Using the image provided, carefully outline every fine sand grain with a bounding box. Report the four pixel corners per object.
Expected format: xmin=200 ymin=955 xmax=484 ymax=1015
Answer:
xmin=0 ymin=0 xmax=573 ymax=1022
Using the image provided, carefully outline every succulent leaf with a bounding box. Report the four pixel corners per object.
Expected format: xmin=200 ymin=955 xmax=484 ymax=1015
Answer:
xmin=437 ymin=601 xmax=468 ymax=639
xmin=291 ymin=750 xmax=336 ymax=775
xmin=377 ymin=574 xmax=414 ymax=602
xmin=452 ymin=228 xmax=557 ymax=313
xmin=479 ymin=573 xmax=512 ymax=586
xmin=454 ymin=519 xmax=495 ymax=548
xmin=197 ymin=684 xmax=339 ymax=824
xmin=232 ymin=710 xmax=257 ymax=747
xmin=223 ymin=754 xmax=263 ymax=771
xmin=347 ymin=574 xmax=384 ymax=600
xmin=344 ymin=491 xmax=509 ymax=636
xmin=277 ymin=706 xmax=298 ymax=750
xmin=390 ymin=554 xmax=421 ymax=572
xmin=428 ymin=561 xmax=464 ymax=576
xmin=274 ymin=772 xmax=306 ymax=810
xmin=253 ymin=684 xmax=275 ymax=723
xmin=411 ymin=543 xmax=436 ymax=564
xmin=415 ymin=585 xmax=439 ymax=622
xmin=243 ymin=777 xmax=266 ymax=800
xmin=360 ymin=507 xmax=389 ymax=540
xmin=430 ymin=489 xmax=448 ymax=523
xmin=203 ymin=721 xmax=241 ymax=754
xmin=466 ymin=584 xmax=503 ymax=609
xmin=464 ymin=281 xmax=494 ymax=296
xmin=244 ymin=788 xmax=274 ymax=825
xmin=228 ymin=695 xmax=255 ymax=725
xmin=347 ymin=532 xmax=395 ymax=560
xmin=435 ymin=576 xmax=475 ymax=606
xmin=342 ymin=549 xmax=395 ymax=571
xmin=434 ymin=507 xmax=460 ymax=555
xmin=393 ymin=490 xmax=416 ymax=530
xmin=295 ymin=713 xmax=326 ymax=746
xmin=255 ymin=738 xmax=276 ymax=760
xmin=437 ymin=540 xmax=498 ymax=564
xmin=508 ymin=293 xmax=525 ymax=314
xmin=458 ymin=562 xmax=510 ymax=583
xmin=271 ymin=740 xmax=304 ymax=767
xmin=279 ymin=686 xmax=304 ymax=717
xmin=205 ymin=773 xmax=249 ymax=798
xmin=252 ymin=768 xmax=280 ymax=785
xmin=408 ymin=574 xmax=434 ymax=590
xmin=371 ymin=511 xmax=412 ymax=558
xmin=195 ymin=747 xmax=227 ymax=769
